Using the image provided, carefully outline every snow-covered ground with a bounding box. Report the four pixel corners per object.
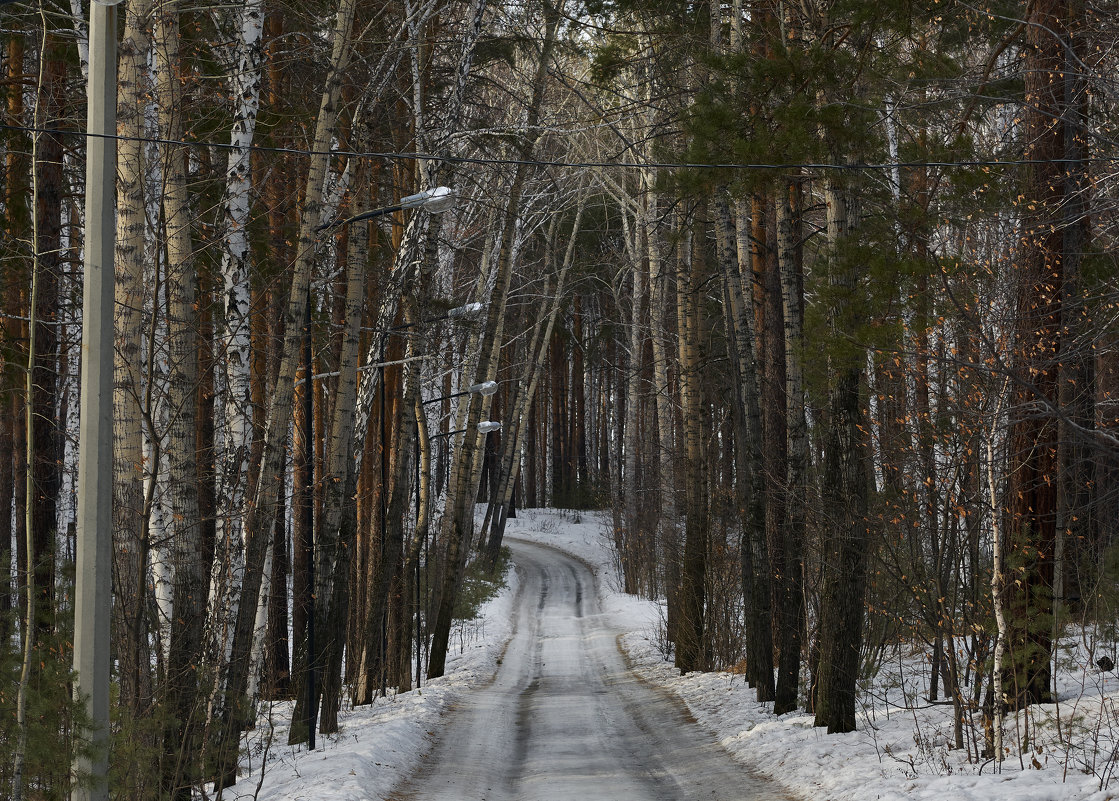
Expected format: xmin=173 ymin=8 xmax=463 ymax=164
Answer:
xmin=243 ymin=509 xmax=1119 ymax=801
xmin=238 ymin=567 xmax=520 ymax=801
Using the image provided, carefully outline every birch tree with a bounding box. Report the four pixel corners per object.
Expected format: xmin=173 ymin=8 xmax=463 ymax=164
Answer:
xmin=214 ymin=0 xmax=359 ymax=784
xmin=111 ymin=0 xmax=153 ymax=727
xmin=208 ymin=0 xmax=266 ymax=705
xmin=153 ymin=0 xmax=208 ymax=794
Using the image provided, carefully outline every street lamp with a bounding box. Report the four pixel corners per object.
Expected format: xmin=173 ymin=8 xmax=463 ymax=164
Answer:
xmin=429 ymin=420 xmax=502 ymax=439
xmin=470 ymin=381 xmax=500 ymax=398
xmin=73 ymin=0 xmax=122 ymax=798
xmin=447 ymin=301 xmax=484 ymax=319
xmin=381 ymin=301 xmax=485 ymax=335
xmin=422 ymin=380 xmax=498 ymax=404
xmin=316 ymin=186 xmax=455 ymax=232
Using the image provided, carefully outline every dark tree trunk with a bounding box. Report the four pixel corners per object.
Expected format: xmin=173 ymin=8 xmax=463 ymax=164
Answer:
xmin=774 ymin=181 xmax=805 ymax=715
xmin=813 ymin=366 xmax=869 ymax=733
xmin=813 ymin=179 xmax=870 ymax=735
xmin=2 ymin=35 xmax=26 ymax=650
xmin=31 ymin=33 xmax=66 ymax=642
xmin=1056 ymin=0 xmax=1094 ymax=629
xmin=358 ymin=363 xmax=408 ymax=702
xmin=675 ymin=221 xmax=709 ymax=674
xmin=550 ymin=332 xmax=569 ymax=504
xmin=525 ymin=398 xmax=537 ymax=508
xmin=572 ymin=296 xmax=587 ymax=492
xmin=760 ymin=196 xmax=791 ymax=709
xmin=13 ymin=389 xmax=26 ymax=640
xmin=264 ymin=488 xmax=291 ymax=698
xmin=715 ymin=191 xmax=771 ymax=699
xmin=0 ymin=405 xmax=11 ymax=644
xmin=1001 ymin=0 xmax=1079 ymax=710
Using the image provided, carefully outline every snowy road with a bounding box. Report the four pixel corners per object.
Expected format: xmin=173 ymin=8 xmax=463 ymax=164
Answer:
xmin=392 ymin=538 xmax=790 ymax=801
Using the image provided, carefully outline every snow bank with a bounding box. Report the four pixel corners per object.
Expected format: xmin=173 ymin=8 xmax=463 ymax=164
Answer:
xmin=508 ymin=508 xmax=1119 ymax=801
xmin=241 ymin=565 xmax=519 ymax=801
xmin=242 ymin=508 xmax=1119 ymax=801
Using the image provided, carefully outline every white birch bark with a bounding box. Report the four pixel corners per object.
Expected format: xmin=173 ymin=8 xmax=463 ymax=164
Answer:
xmin=209 ymin=0 xmax=266 ymax=702
xmin=989 ymin=377 xmax=1010 ymax=765
xmin=775 ymin=181 xmax=806 ymax=713
xmin=674 ymin=219 xmax=709 ymax=673
xmin=147 ymin=437 xmax=173 ymax=664
xmin=216 ymin=0 xmax=360 ymax=781
xmin=463 ymin=214 xmax=527 ymax=517
xmin=67 ymin=0 xmax=89 ymax=80
xmin=245 ymin=541 xmax=271 ymax=701
xmin=140 ymin=4 xmax=175 ymax=673
xmin=146 ymin=245 xmax=174 ymax=667
xmin=422 ymin=0 xmax=488 ymax=185
xmin=351 ymin=216 xmax=427 ymax=477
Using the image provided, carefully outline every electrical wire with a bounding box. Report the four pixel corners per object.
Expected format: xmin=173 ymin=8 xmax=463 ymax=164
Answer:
xmin=0 ymin=121 xmax=1106 ymax=172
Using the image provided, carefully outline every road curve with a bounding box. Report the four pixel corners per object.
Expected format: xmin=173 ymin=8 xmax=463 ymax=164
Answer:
xmin=392 ymin=538 xmax=791 ymax=801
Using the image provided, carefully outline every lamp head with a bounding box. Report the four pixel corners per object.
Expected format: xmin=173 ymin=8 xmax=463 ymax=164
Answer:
xmin=447 ymin=302 xmax=485 ymax=319
xmin=469 ymin=381 xmax=499 ymax=397
xmin=477 ymin=421 xmax=502 ymax=434
xmin=399 ymin=186 xmax=456 ymax=214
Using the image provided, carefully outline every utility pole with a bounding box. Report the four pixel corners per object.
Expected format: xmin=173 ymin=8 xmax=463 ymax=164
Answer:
xmin=73 ymin=0 xmax=119 ymax=798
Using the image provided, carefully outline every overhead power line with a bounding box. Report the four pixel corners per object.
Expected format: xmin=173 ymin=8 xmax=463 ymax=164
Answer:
xmin=0 ymin=121 xmax=1105 ymax=172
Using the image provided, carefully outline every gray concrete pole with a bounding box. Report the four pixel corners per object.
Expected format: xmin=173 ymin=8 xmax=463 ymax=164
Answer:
xmin=72 ymin=1 xmax=118 ymax=799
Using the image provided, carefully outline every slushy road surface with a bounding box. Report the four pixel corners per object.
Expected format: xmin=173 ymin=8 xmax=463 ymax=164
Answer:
xmin=393 ymin=539 xmax=791 ymax=801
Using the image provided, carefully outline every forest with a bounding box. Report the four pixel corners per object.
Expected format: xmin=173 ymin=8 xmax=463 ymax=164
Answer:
xmin=0 ymin=0 xmax=1117 ymax=797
